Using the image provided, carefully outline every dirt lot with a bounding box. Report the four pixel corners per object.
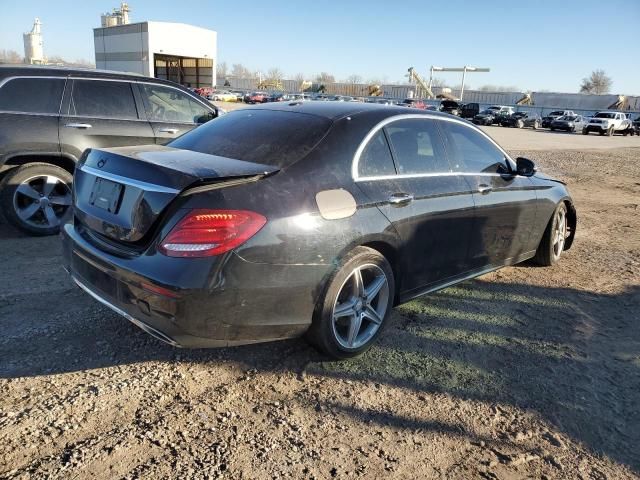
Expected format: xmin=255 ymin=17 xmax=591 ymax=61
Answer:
xmin=1 ymin=142 xmax=639 ymax=479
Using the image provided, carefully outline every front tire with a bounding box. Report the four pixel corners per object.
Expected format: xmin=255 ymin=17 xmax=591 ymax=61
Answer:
xmin=307 ymin=246 xmax=394 ymax=359
xmin=533 ymin=203 xmax=568 ymax=266
xmin=606 ymin=126 xmax=614 ymax=136
xmin=0 ymin=163 xmax=73 ymax=236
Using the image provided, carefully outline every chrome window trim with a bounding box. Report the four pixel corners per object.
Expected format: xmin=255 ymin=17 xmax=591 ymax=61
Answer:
xmin=79 ymin=164 xmax=180 ymax=194
xmin=0 ymin=75 xmax=67 ymax=115
xmin=352 ymin=113 xmax=515 ymax=182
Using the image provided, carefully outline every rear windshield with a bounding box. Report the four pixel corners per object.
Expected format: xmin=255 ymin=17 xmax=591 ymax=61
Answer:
xmin=168 ymin=109 xmax=332 ymax=168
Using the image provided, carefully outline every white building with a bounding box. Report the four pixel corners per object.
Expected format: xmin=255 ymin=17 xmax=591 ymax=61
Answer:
xmin=94 ymin=21 xmax=217 ymax=87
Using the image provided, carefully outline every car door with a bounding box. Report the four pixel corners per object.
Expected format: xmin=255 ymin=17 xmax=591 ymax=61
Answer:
xmin=59 ymin=79 xmax=155 ymax=161
xmin=439 ymin=120 xmax=537 ymax=269
xmin=137 ymin=82 xmax=216 ymax=144
xmin=354 ymin=116 xmax=476 ymax=296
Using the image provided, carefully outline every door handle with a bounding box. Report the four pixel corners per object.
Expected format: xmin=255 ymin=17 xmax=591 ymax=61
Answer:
xmin=477 ymin=184 xmax=493 ymax=195
xmin=64 ymin=123 xmax=92 ymax=129
xmin=158 ymin=128 xmax=180 ymax=134
xmin=388 ymin=193 xmax=414 ymax=207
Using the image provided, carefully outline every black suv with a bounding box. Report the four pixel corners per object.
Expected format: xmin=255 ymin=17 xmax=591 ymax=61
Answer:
xmin=0 ymin=66 xmax=220 ymax=235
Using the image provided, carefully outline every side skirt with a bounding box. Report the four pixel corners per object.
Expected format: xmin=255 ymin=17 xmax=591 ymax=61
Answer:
xmin=398 ymin=250 xmax=537 ymax=304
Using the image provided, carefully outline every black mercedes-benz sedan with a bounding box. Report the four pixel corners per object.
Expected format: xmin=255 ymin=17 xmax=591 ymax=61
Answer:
xmin=61 ymin=102 xmax=576 ymax=359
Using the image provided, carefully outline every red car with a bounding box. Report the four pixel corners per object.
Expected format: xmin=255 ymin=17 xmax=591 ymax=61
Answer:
xmin=400 ymin=98 xmax=427 ymax=109
xmin=246 ymin=91 xmax=269 ymax=104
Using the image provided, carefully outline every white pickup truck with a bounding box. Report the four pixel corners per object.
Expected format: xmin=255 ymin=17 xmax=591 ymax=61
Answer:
xmin=583 ymin=111 xmax=634 ymax=136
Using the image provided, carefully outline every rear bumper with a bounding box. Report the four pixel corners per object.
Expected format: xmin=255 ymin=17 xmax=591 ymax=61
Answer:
xmin=61 ymin=221 xmax=327 ymax=348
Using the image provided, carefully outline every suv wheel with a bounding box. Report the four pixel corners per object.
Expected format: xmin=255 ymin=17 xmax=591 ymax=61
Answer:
xmin=0 ymin=163 xmax=73 ymax=236
xmin=606 ymin=126 xmax=614 ymax=136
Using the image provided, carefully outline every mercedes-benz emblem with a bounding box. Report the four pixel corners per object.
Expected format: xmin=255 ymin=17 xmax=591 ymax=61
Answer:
xmin=97 ymin=159 xmax=106 ymax=168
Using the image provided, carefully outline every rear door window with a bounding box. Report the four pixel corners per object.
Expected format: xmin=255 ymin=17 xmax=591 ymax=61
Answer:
xmin=385 ymin=118 xmax=449 ymax=175
xmin=0 ymin=77 xmax=65 ymax=114
xmin=169 ymin=109 xmax=332 ymax=168
xmin=140 ymin=84 xmax=211 ymax=124
xmin=70 ymin=80 xmax=138 ymax=119
xmin=358 ymin=130 xmax=396 ymax=177
xmin=440 ymin=121 xmax=509 ymax=174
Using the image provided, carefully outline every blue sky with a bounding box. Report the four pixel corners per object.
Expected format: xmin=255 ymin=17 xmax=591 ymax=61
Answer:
xmin=2 ymin=0 xmax=639 ymax=94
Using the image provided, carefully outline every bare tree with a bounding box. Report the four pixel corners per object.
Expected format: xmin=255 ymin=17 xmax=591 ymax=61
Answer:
xmin=430 ymin=77 xmax=447 ymax=87
xmin=345 ymin=74 xmax=362 ymax=84
xmin=580 ymin=69 xmax=612 ymax=94
xmin=315 ymin=72 xmax=336 ymax=83
xmin=293 ymin=72 xmax=305 ymax=83
xmin=266 ymin=67 xmax=284 ymax=81
xmin=0 ymin=49 xmax=23 ymax=64
xmin=216 ymin=61 xmax=228 ymax=78
xmin=478 ymin=84 xmax=519 ymax=92
xmin=231 ymin=63 xmax=252 ymax=79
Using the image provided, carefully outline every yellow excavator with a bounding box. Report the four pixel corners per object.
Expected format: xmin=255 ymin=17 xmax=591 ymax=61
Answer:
xmin=257 ymin=79 xmax=284 ymax=91
xmin=608 ymin=95 xmax=628 ymax=110
xmin=367 ymin=84 xmax=383 ymax=96
xmin=515 ymin=93 xmax=533 ymax=105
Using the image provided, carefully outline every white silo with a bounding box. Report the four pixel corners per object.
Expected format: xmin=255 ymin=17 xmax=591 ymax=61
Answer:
xmin=23 ymin=18 xmax=45 ymax=64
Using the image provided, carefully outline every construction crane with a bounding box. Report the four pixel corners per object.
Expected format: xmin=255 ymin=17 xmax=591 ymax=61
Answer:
xmin=367 ymin=84 xmax=383 ymax=96
xmin=407 ymin=67 xmax=435 ymax=99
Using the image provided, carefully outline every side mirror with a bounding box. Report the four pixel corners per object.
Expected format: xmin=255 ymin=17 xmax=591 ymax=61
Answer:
xmin=516 ymin=157 xmax=536 ymax=177
xmin=196 ymin=111 xmax=217 ymax=124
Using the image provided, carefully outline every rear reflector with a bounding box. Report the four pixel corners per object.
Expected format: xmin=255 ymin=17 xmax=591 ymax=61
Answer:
xmin=159 ymin=209 xmax=266 ymax=258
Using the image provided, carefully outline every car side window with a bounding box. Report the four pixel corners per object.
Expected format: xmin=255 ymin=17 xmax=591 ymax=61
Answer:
xmin=70 ymin=80 xmax=138 ymax=119
xmin=0 ymin=77 xmax=65 ymax=114
xmin=358 ymin=130 xmax=396 ymax=177
xmin=141 ymin=84 xmax=211 ymax=124
xmin=385 ymin=118 xmax=449 ymax=175
xmin=441 ymin=122 xmax=509 ymax=174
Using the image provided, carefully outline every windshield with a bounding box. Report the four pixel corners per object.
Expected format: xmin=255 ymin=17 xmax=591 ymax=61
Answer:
xmin=479 ymin=110 xmax=493 ymax=115
xmin=594 ymin=112 xmax=616 ymax=119
xmin=549 ymin=111 xmax=564 ymax=116
xmin=560 ymin=116 xmax=577 ymax=121
xmin=169 ymin=110 xmax=332 ymax=168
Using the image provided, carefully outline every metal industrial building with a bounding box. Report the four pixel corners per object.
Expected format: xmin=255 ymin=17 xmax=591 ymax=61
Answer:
xmin=93 ymin=21 xmax=217 ymax=88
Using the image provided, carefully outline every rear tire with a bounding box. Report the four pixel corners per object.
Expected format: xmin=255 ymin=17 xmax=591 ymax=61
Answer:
xmin=582 ymin=128 xmax=588 ymax=135
xmin=606 ymin=126 xmax=614 ymax=136
xmin=533 ymin=203 xmax=568 ymax=267
xmin=0 ymin=162 xmax=73 ymax=236
xmin=307 ymin=246 xmax=395 ymax=359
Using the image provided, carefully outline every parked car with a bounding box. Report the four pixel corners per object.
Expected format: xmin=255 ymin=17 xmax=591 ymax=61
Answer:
xmin=375 ymin=98 xmax=395 ymax=105
xmin=439 ymin=100 xmax=461 ymax=116
xmin=632 ymin=115 xmax=640 ymax=135
xmin=472 ymin=109 xmax=498 ymax=125
xmin=230 ymin=90 xmax=245 ymax=102
xmin=541 ymin=110 xmax=575 ymax=128
xmin=209 ymin=90 xmax=237 ymax=102
xmin=550 ymin=115 xmax=587 ymax=132
xmin=61 ymin=102 xmax=576 ymax=358
xmin=246 ymin=91 xmax=269 ymax=104
xmin=460 ymin=102 xmax=480 ymax=119
xmin=488 ymin=105 xmax=515 ymax=124
xmin=583 ymin=111 xmax=634 ymax=136
xmin=501 ymin=111 xmax=542 ymax=129
xmin=0 ymin=65 xmax=221 ymax=235
xmin=400 ymin=98 xmax=427 ymax=109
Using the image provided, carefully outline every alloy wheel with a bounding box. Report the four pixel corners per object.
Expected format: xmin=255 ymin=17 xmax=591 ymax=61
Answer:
xmin=331 ymin=264 xmax=390 ymax=349
xmin=552 ymin=208 xmax=567 ymax=259
xmin=12 ymin=175 xmax=72 ymax=229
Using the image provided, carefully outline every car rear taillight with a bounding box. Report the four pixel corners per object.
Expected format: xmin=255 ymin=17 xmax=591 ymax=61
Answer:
xmin=159 ymin=209 xmax=266 ymax=258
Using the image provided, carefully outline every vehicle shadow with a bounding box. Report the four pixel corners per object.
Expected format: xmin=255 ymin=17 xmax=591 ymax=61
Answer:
xmin=1 ymin=274 xmax=638 ymax=471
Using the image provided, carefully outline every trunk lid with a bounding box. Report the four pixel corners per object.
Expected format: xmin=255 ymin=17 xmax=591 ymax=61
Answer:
xmin=73 ymin=145 xmax=277 ymax=243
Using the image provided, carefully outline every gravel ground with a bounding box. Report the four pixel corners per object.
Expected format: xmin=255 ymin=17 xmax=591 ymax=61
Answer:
xmin=0 ymin=147 xmax=639 ymax=479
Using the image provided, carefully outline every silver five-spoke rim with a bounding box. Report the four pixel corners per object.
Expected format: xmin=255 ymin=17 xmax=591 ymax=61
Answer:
xmin=13 ymin=175 xmax=72 ymax=229
xmin=332 ymin=264 xmax=390 ymax=350
xmin=552 ymin=208 xmax=567 ymax=259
